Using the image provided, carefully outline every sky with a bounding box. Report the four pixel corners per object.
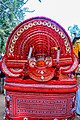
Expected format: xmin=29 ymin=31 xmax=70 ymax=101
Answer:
xmin=24 ymin=0 xmax=80 ymax=36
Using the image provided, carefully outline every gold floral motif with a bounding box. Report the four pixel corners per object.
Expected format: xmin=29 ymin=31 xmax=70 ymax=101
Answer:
xmin=55 ymin=27 xmax=59 ymax=32
xmin=9 ymin=47 xmax=14 ymax=53
xmin=64 ymin=40 xmax=71 ymax=53
xmin=59 ymin=31 xmax=65 ymax=38
xmin=51 ymin=24 xmax=56 ymax=30
xmin=43 ymin=21 xmax=48 ymax=26
xmin=9 ymin=20 xmax=70 ymax=54
xmin=11 ymin=44 xmax=14 ymax=48
xmin=12 ymin=39 xmax=16 ymax=44
xmin=17 ymin=31 xmax=21 ymax=36
xmin=47 ymin=22 xmax=51 ymax=27
xmin=14 ymin=35 xmax=18 ymax=40
xmin=20 ymin=28 xmax=24 ymax=33
xmin=33 ymin=21 xmax=38 ymax=26
xmin=66 ymin=47 xmax=70 ymax=53
xmin=24 ymin=25 xmax=28 ymax=30
xmin=37 ymin=21 xmax=42 ymax=25
xmin=64 ymin=40 xmax=69 ymax=47
xmin=28 ymin=23 xmax=33 ymax=28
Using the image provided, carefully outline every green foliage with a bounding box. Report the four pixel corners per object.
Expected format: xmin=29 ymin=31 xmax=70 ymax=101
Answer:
xmin=0 ymin=0 xmax=26 ymax=53
xmin=0 ymin=0 xmax=41 ymax=53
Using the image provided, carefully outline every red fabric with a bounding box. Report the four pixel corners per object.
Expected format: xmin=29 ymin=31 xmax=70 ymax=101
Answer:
xmin=5 ymin=78 xmax=77 ymax=85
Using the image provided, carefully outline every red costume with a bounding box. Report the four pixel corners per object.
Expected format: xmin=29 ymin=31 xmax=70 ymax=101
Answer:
xmin=1 ymin=17 xmax=78 ymax=120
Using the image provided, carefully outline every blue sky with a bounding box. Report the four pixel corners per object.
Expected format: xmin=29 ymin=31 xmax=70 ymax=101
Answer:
xmin=24 ymin=0 xmax=80 ymax=35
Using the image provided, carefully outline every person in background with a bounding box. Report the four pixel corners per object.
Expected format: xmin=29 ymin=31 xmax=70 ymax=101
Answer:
xmin=76 ymin=86 xmax=80 ymax=116
xmin=72 ymin=33 xmax=80 ymax=64
xmin=0 ymin=53 xmax=6 ymax=94
xmin=72 ymin=33 xmax=80 ymax=116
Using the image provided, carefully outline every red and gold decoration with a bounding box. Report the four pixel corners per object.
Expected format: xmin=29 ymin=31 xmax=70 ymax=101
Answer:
xmin=2 ymin=17 xmax=78 ymax=120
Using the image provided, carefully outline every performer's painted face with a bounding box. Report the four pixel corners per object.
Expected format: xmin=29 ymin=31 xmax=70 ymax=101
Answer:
xmin=37 ymin=57 xmax=45 ymax=67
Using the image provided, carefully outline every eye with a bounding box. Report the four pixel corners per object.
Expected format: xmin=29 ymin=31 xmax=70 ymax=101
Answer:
xmin=29 ymin=58 xmax=36 ymax=67
xmin=46 ymin=61 xmax=49 ymax=65
xmin=30 ymin=62 xmax=36 ymax=67
xmin=45 ymin=57 xmax=52 ymax=67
